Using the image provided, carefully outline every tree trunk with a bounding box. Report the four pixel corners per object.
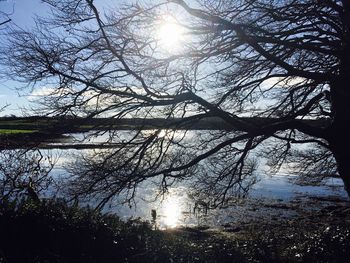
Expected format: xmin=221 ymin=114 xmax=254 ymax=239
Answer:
xmin=327 ymin=74 xmax=350 ymax=196
xmin=330 ymin=139 xmax=350 ymax=197
xmin=328 ymin=74 xmax=350 ymax=197
xmin=328 ymin=78 xmax=350 ymax=197
xmin=327 ymin=2 xmax=350 ymax=197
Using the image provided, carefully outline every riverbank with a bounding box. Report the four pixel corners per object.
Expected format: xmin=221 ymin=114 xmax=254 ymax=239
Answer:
xmin=0 ymin=116 xmax=330 ymax=149
xmin=1 ymin=198 xmax=349 ymax=262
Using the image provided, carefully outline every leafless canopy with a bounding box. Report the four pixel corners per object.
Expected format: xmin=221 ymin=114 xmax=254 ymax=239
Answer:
xmin=1 ymin=0 xmax=349 ymax=207
xmin=0 ymin=150 xmax=55 ymax=201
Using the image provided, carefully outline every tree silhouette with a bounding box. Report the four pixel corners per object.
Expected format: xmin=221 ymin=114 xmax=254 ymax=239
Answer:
xmin=0 ymin=17 xmax=11 ymax=27
xmin=0 ymin=150 xmax=54 ymax=201
xmin=0 ymin=2 xmax=11 ymax=27
xmin=1 ymin=0 xmax=349 ymax=207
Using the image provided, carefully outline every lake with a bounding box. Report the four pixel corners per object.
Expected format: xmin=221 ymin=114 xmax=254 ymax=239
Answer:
xmin=39 ymin=130 xmax=348 ymax=229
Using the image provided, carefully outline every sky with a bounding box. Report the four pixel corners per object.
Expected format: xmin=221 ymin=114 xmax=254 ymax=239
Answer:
xmin=0 ymin=0 xmax=121 ymax=116
xmin=0 ymin=0 xmax=198 ymax=116
xmin=0 ymin=0 xmax=47 ymax=116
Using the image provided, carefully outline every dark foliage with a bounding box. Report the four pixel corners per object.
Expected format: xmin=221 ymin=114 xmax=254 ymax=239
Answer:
xmin=0 ymin=199 xmax=246 ymax=262
xmin=0 ymin=199 xmax=152 ymax=262
xmin=1 ymin=199 xmax=350 ymax=262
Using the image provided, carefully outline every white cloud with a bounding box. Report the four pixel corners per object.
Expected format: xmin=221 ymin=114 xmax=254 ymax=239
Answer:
xmin=27 ymin=86 xmax=73 ymax=101
xmin=261 ymin=76 xmax=309 ymax=90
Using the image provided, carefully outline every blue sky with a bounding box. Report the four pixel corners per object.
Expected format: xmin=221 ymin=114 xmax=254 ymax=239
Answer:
xmin=0 ymin=0 xmax=194 ymax=116
xmin=0 ymin=0 xmax=48 ymax=116
xmin=0 ymin=0 xmax=121 ymax=116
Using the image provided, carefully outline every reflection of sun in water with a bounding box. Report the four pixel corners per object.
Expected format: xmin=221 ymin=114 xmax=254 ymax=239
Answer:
xmin=157 ymin=16 xmax=186 ymax=51
xmin=153 ymin=129 xmax=173 ymax=139
xmin=161 ymin=195 xmax=181 ymax=228
xmin=158 ymin=129 xmax=167 ymax=138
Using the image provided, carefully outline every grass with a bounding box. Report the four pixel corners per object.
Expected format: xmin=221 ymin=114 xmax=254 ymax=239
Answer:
xmin=0 ymin=129 xmax=38 ymax=134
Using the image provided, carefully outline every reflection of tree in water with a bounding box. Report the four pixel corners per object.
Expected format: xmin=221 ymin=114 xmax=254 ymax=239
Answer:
xmin=0 ymin=150 xmax=55 ymax=201
xmin=65 ymin=130 xmax=259 ymax=210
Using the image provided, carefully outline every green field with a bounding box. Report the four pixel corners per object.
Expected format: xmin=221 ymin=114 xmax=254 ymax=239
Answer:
xmin=0 ymin=129 xmax=38 ymax=134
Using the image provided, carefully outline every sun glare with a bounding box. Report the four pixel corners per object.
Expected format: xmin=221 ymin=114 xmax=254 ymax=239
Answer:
xmin=161 ymin=196 xmax=181 ymax=228
xmin=158 ymin=129 xmax=168 ymax=138
xmin=157 ymin=16 xmax=185 ymax=52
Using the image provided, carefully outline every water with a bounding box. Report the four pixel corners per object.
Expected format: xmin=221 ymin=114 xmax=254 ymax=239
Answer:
xmin=9 ymin=130 xmax=349 ymax=229
xmin=50 ymin=162 xmax=347 ymax=229
xmin=251 ymin=173 xmax=346 ymax=200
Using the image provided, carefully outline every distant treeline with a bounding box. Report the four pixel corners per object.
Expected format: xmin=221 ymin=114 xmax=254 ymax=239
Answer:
xmin=0 ymin=116 xmax=330 ymax=134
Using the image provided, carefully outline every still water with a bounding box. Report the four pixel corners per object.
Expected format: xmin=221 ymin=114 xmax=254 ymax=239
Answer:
xmin=45 ymin=131 xmax=348 ymax=229
xmin=51 ymin=166 xmax=347 ymax=229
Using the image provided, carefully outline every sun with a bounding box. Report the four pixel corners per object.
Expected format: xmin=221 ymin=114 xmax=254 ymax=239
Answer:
xmin=157 ymin=16 xmax=185 ymax=52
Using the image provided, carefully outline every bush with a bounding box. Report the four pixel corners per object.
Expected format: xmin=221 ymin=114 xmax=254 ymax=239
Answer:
xmin=0 ymin=199 xmax=156 ymax=262
xmin=0 ymin=199 xmax=248 ymax=262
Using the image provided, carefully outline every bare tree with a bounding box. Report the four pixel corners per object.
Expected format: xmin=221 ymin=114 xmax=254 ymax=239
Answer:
xmin=0 ymin=17 xmax=11 ymax=27
xmin=0 ymin=1 xmax=12 ymax=27
xmin=0 ymin=0 xmax=349 ymax=207
xmin=0 ymin=15 xmax=10 ymax=28
xmin=0 ymin=149 xmax=55 ymax=201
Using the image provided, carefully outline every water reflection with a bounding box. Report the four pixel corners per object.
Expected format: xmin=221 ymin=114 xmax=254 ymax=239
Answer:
xmin=160 ymin=195 xmax=182 ymax=228
xmin=146 ymin=187 xmax=214 ymax=229
xmin=13 ymin=131 xmax=348 ymax=228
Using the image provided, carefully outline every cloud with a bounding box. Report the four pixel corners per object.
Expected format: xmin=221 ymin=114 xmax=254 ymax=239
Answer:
xmin=27 ymin=86 xmax=73 ymax=101
xmin=261 ymin=76 xmax=309 ymax=90
xmin=29 ymin=87 xmax=56 ymax=97
xmin=27 ymin=86 xmax=116 ymax=109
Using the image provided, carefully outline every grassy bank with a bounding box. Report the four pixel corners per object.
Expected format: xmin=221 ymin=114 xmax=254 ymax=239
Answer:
xmin=1 ymin=199 xmax=350 ymax=262
xmin=0 ymin=129 xmax=38 ymax=135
